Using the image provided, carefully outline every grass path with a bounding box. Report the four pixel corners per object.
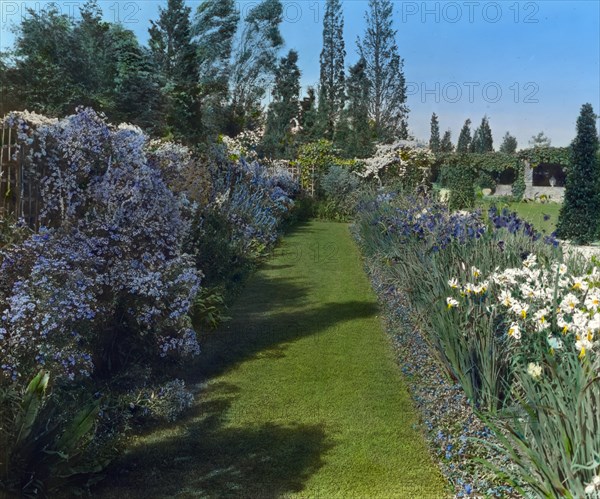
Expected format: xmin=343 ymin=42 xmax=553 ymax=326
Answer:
xmin=96 ymin=221 xmax=446 ymax=498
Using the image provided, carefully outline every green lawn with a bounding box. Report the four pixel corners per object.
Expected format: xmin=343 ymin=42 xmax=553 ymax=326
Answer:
xmin=96 ymin=221 xmax=446 ymax=498
xmin=479 ymin=198 xmax=561 ymax=234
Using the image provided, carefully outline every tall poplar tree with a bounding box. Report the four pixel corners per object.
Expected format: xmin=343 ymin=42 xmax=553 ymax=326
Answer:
xmin=357 ymin=0 xmax=408 ymax=141
xmin=192 ymin=0 xmax=240 ymax=138
xmin=318 ymin=0 xmax=346 ymax=140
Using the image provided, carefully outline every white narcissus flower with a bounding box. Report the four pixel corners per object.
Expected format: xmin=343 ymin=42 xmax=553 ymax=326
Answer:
xmin=508 ymin=322 xmax=521 ymax=340
xmin=523 ymin=254 xmax=537 ymax=268
xmin=527 ymin=362 xmax=542 ymax=380
xmin=471 ymin=266 xmax=481 ymax=279
xmin=571 ymin=276 xmax=589 ymax=292
xmin=585 ymin=291 xmax=600 ymax=311
xmin=448 ymin=278 xmax=459 ymax=289
xmin=510 ymin=301 xmax=529 ymax=319
xmin=560 ymin=293 xmax=580 ymax=314
xmin=446 ymin=297 xmax=459 ymax=309
xmin=499 ymin=290 xmax=513 ymax=307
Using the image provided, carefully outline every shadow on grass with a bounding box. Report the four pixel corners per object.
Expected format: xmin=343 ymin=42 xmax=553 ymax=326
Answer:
xmin=96 ymin=381 xmax=335 ymax=499
xmin=190 ymin=295 xmax=378 ymax=380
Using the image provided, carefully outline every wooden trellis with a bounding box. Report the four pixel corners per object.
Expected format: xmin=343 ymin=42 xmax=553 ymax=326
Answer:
xmin=0 ymin=124 xmax=44 ymax=229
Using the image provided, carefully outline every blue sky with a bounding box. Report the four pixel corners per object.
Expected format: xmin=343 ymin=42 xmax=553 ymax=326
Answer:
xmin=1 ymin=1 xmax=599 ymax=148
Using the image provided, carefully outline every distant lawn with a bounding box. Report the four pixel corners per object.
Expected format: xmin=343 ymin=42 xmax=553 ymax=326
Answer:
xmin=478 ymin=198 xmax=561 ymax=234
xmin=96 ymin=221 xmax=447 ymax=498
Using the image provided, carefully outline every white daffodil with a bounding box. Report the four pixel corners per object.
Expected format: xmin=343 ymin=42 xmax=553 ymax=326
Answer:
xmin=523 ymin=254 xmax=537 ymax=268
xmin=508 ymin=322 xmax=521 ymax=340
xmin=585 ymin=291 xmax=600 ymax=312
xmin=527 ymin=362 xmax=542 ymax=380
xmin=471 ymin=266 xmax=481 ymax=279
xmin=571 ymin=277 xmax=589 ymax=292
xmin=499 ymin=290 xmax=513 ymax=307
xmin=560 ymin=293 xmax=580 ymax=314
xmin=446 ymin=297 xmax=459 ymax=309
xmin=575 ymin=337 xmax=593 ymax=358
xmin=510 ymin=301 xmax=529 ymax=319
xmin=448 ymin=278 xmax=459 ymax=289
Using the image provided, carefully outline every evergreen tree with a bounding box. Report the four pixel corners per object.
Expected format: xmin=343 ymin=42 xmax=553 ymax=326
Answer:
xmin=193 ymin=0 xmax=239 ymax=138
xmin=529 ymin=131 xmax=551 ymax=148
xmin=263 ymin=50 xmax=301 ymax=158
xmin=299 ymin=87 xmax=319 ymax=143
xmin=11 ymin=5 xmax=80 ymax=116
xmin=148 ymin=0 xmax=198 ymax=140
xmin=318 ymin=0 xmax=346 ymax=140
xmin=499 ymin=132 xmax=518 ymax=154
xmin=357 ymin=0 xmax=408 ymax=141
xmin=470 ymin=116 xmax=493 ymax=153
xmin=429 ymin=113 xmax=441 ymax=152
xmin=228 ymin=0 xmax=284 ymax=135
xmin=440 ymin=129 xmax=454 ymax=152
xmin=107 ymin=25 xmax=162 ymax=132
xmin=556 ymin=104 xmax=600 ymax=244
xmin=337 ymin=57 xmax=373 ymax=158
xmin=457 ymin=119 xmax=472 ymax=153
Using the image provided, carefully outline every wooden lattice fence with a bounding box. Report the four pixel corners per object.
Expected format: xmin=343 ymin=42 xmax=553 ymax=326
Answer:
xmin=268 ymin=160 xmax=316 ymax=196
xmin=0 ymin=124 xmax=44 ymax=229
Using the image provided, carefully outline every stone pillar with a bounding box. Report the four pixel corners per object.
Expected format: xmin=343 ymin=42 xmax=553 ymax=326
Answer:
xmin=523 ymin=160 xmax=533 ymax=187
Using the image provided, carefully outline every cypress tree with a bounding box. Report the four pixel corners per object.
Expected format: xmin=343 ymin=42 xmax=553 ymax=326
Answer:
xmin=318 ymin=0 xmax=346 ymax=140
xmin=457 ymin=119 xmax=472 ymax=153
xmin=429 ymin=113 xmax=441 ymax=152
xmin=557 ymin=103 xmax=600 ymax=243
xmin=499 ymin=132 xmax=518 ymax=154
xmin=440 ymin=129 xmax=454 ymax=152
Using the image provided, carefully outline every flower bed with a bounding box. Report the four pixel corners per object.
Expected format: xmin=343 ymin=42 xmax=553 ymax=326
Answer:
xmin=354 ymin=188 xmax=600 ymax=497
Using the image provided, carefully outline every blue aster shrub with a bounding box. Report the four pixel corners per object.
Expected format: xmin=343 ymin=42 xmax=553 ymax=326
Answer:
xmin=0 ymin=109 xmax=201 ymax=494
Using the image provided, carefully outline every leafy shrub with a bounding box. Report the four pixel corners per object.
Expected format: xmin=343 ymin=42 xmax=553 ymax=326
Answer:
xmin=318 ymin=165 xmax=361 ymax=220
xmin=0 ymin=371 xmax=108 ymax=497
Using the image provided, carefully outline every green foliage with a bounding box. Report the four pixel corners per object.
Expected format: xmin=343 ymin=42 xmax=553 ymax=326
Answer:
xmin=227 ymin=0 xmax=284 ymax=135
xmin=457 ymin=119 xmax=472 ymax=153
xmin=262 ymin=50 xmax=301 ymax=159
xmin=556 ymin=103 xmax=600 ymax=243
xmin=518 ymin=146 xmax=571 ymax=167
xmin=296 ymin=139 xmax=336 ymax=190
xmin=440 ymin=129 xmax=454 ymax=153
xmin=193 ymin=0 xmax=239 ymax=139
xmin=499 ymin=132 xmax=518 ymax=154
xmin=429 ymin=113 xmax=441 ymax=153
xmin=0 ymin=371 xmax=108 ymax=497
xmin=478 ymin=352 xmax=600 ymax=498
xmin=317 ymin=165 xmax=361 ymax=220
xmin=447 ymin=161 xmax=476 ymax=210
xmin=318 ymin=0 xmax=346 ymax=140
xmin=470 ymin=116 xmax=494 ymax=153
xmin=357 ymin=0 xmax=408 ymax=140
xmin=191 ymin=287 xmax=230 ymax=330
xmin=335 ymin=57 xmax=374 ymax=158
xmin=529 ymin=131 xmax=552 ymax=148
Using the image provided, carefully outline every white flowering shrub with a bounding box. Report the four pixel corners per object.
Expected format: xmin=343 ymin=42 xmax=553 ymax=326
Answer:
xmin=357 ymin=140 xmax=435 ymax=189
